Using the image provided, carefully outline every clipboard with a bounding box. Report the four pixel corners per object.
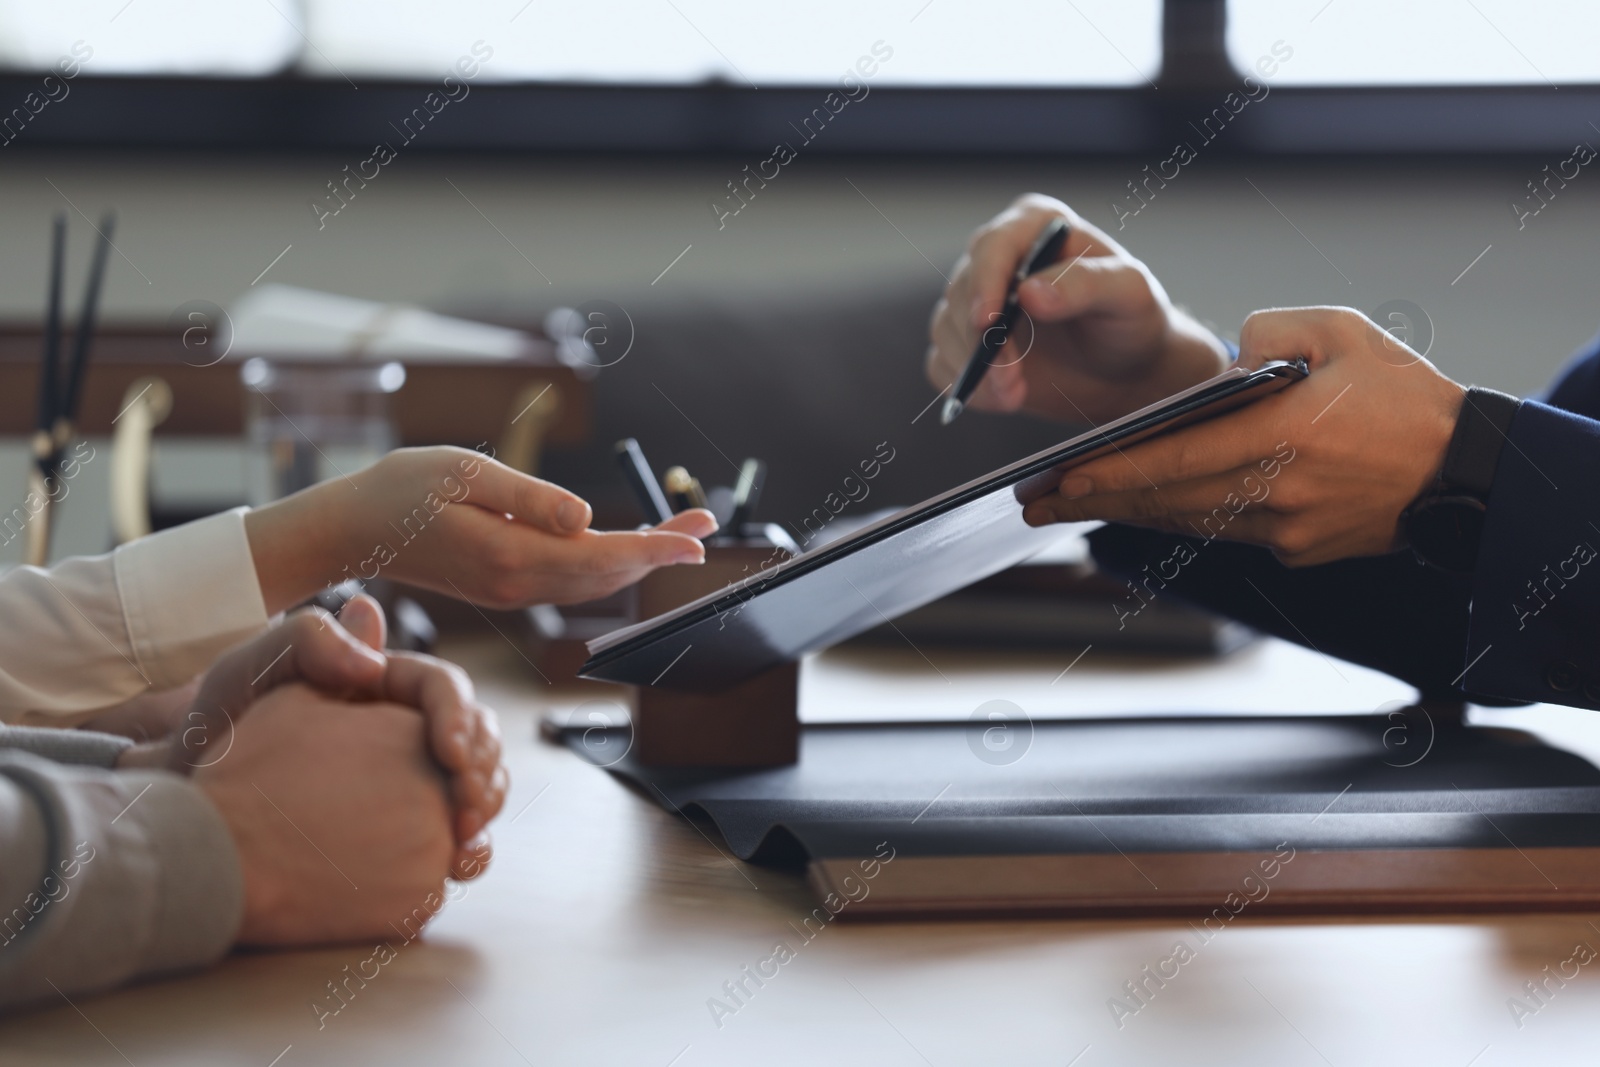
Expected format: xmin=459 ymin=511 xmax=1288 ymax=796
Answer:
xmin=581 ymin=358 xmax=1309 ymax=690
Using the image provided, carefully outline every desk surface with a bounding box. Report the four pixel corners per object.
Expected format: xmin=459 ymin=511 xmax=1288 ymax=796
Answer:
xmin=5 ymin=636 xmax=1600 ymax=1067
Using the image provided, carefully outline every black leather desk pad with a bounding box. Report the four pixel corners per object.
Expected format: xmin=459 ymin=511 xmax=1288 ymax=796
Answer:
xmin=558 ymin=714 xmax=1600 ymax=867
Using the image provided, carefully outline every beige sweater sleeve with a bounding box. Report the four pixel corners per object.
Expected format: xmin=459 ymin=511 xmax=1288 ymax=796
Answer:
xmin=0 ymin=728 xmax=242 ymax=1013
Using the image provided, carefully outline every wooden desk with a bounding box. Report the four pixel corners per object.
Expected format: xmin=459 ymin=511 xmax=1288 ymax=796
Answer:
xmin=4 ymin=636 xmax=1600 ymax=1066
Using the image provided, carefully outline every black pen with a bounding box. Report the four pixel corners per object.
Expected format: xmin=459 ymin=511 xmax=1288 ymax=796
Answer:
xmin=60 ymin=212 xmax=115 ymax=433
xmin=614 ymin=438 xmax=673 ymax=524
xmin=27 ymin=215 xmax=67 ymax=567
xmin=940 ymin=216 xmax=1069 ymax=426
xmin=34 ymin=213 xmax=65 ymax=457
xmin=728 ymin=458 xmax=765 ymax=532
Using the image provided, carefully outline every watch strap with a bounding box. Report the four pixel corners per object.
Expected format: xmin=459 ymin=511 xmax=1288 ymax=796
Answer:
xmin=1440 ymin=386 xmax=1521 ymax=499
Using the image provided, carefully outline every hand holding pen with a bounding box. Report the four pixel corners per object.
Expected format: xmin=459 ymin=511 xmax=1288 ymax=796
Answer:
xmin=941 ymin=216 xmax=1068 ymax=424
xmin=924 ymin=193 xmax=1233 ymax=427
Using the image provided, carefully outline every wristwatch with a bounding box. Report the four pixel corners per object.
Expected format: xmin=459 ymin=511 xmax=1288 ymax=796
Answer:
xmin=1400 ymin=386 xmax=1521 ymax=574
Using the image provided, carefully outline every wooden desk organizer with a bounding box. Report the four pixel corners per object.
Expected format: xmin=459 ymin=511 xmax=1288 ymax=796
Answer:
xmin=627 ymin=534 xmax=797 ymax=768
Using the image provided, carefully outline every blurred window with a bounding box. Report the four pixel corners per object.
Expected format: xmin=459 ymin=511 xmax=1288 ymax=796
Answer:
xmin=1228 ymin=0 xmax=1600 ymax=86
xmin=0 ymin=0 xmax=1161 ymax=86
xmin=0 ymin=0 xmax=303 ymax=76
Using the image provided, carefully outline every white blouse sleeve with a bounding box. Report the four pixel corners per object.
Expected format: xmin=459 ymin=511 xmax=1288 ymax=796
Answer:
xmin=0 ymin=508 xmax=270 ymax=725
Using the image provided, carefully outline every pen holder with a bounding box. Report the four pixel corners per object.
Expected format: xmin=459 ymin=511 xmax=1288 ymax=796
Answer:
xmin=628 ymin=534 xmax=798 ymax=768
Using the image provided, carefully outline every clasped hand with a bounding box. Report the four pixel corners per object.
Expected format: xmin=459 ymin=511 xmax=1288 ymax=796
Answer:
xmin=120 ymin=595 xmax=504 ymax=883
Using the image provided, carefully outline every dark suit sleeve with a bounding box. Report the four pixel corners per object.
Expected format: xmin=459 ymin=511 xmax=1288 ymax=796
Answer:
xmin=1541 ymin=331 xmax=1600 ymax=419
xmin=1088 ymin=336 xmax=1600 ymax=710
xmin=1085 ymin=526 xmax=1486 ymax=702
xmin=1463 ymin=399 xmax=1600 ymax=706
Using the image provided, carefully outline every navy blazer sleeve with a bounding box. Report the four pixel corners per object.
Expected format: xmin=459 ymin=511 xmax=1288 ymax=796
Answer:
xmin=1088 ymin=333 xmax=1600 ymax=710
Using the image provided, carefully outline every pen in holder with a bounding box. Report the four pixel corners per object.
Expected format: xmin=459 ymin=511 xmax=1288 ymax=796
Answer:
xmin=603 ymin=441 xmax=801 ymax=766
xmin=626 ymin=524 xmax=799 ymax=767
xmin=27 ymin=211 xmax=114 ymax=566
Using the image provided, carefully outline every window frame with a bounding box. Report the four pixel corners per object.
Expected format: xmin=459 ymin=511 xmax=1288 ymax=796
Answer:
xmin=0 ymin=0 xmax=1591 ymax=157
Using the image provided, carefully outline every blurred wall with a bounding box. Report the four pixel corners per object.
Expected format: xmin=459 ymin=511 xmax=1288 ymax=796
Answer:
xmin=1 ymin=149 xmax=1596 ymax=562
xmin=0 ymin=150 xmax=1592 ymax=388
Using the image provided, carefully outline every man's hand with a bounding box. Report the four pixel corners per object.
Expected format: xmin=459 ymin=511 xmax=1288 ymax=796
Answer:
xmin=120 ymin=595 xmax=506 ymax=880
xmin=194 ymin=683 xmax=455 ymax=946
xmin=927 ymin=193 xmax=1232 ymax=425
xmin=335 ymin=596 xmax=505 ymax=879
xmin=1024 ymin=307 xmax=1466 ymax=567
xmin=244 ymin=446 xmax=719 ymax=615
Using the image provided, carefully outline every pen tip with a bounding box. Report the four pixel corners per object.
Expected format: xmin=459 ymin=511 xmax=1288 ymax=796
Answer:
xmin=940 ymin=397 xmax=962 ymax=425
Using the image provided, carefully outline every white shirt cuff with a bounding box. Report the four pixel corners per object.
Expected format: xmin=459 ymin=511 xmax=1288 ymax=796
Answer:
xmin=114 ymin=507 xmax=271 ymax=692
